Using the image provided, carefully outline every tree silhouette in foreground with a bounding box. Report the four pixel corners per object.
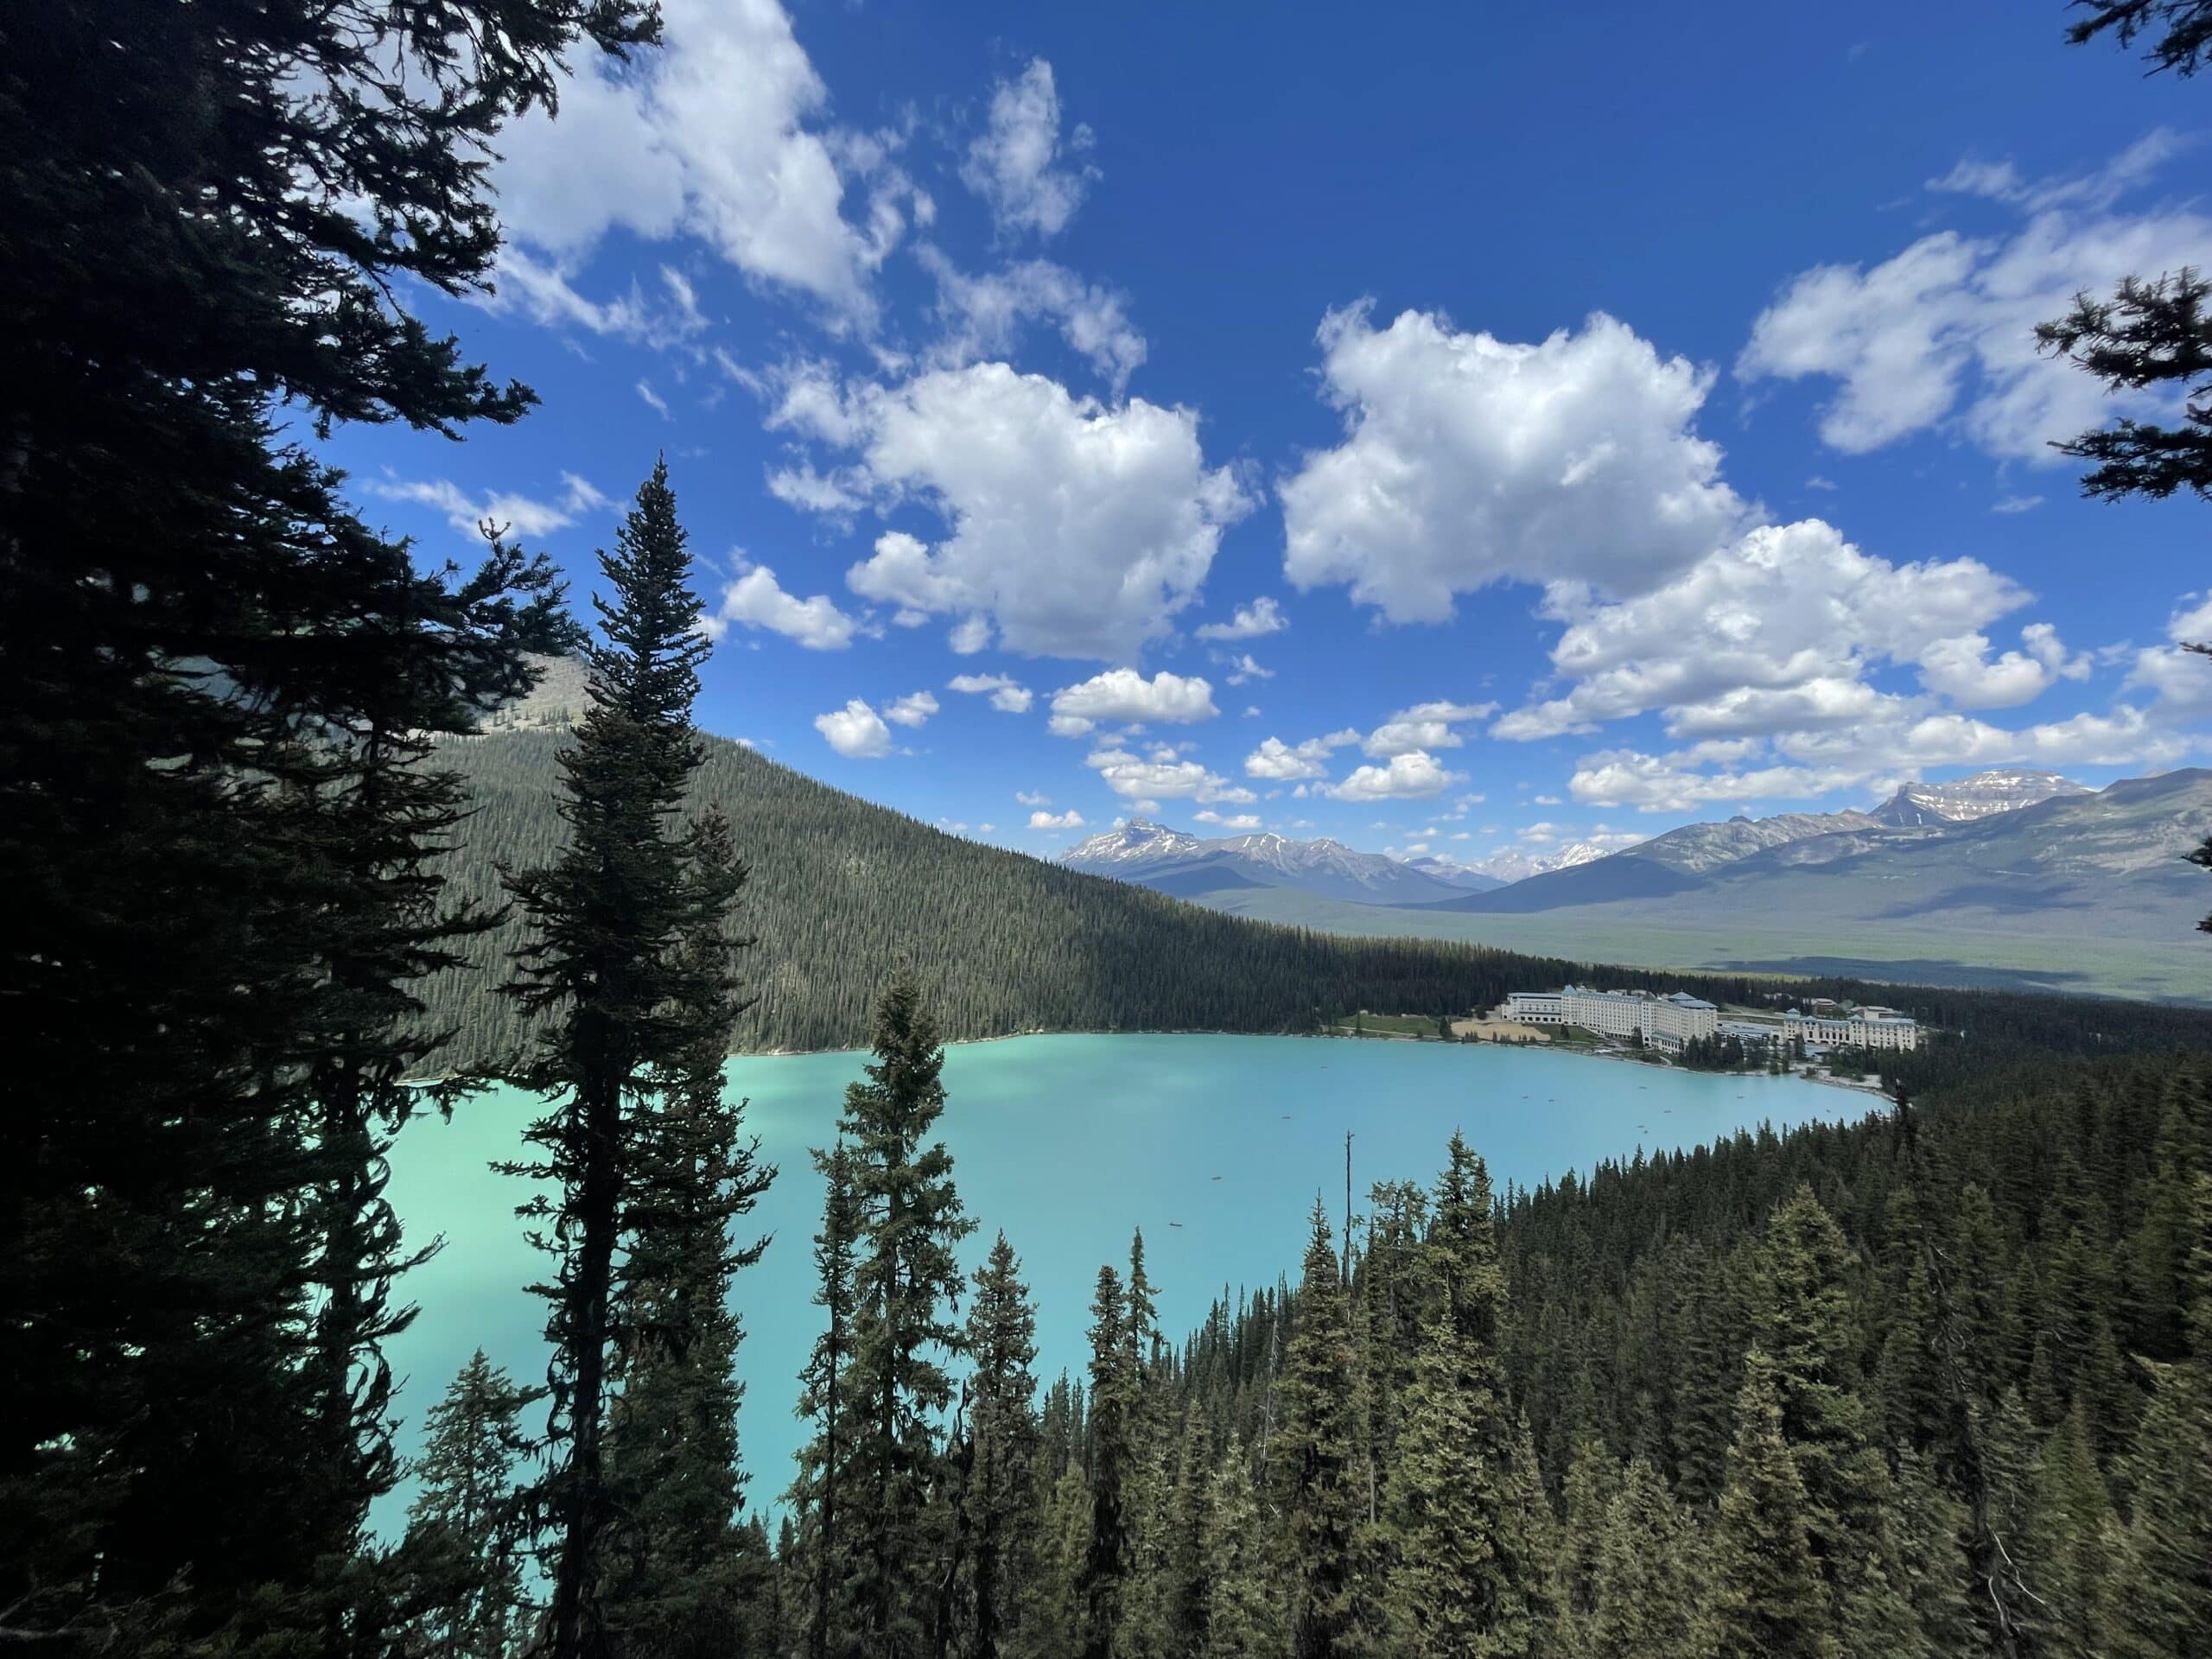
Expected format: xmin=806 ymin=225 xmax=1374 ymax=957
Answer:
xmin=502 ymin=462 xmax=738 ymax=1659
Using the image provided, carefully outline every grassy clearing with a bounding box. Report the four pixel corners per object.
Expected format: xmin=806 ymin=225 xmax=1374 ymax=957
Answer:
xmin=1196 ymin=889 xmax=2212 ymax=1004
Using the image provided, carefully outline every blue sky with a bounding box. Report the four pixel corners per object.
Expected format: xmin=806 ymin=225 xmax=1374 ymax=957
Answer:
xmin=329 ymin=0 xmax=2212 ymax=874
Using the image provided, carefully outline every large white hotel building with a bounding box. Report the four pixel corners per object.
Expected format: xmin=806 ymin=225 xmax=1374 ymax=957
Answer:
xmin=1503 ymin=985 xmax=1719 ymax=1049
xmin=1783 ymin=1007 xmax=1922 ymax=1052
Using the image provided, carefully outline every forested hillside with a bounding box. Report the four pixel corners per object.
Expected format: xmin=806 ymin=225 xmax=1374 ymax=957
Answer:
xmin=932 ymin=1044 xmax=2212 ymax=1658
xmin=420 ymin=722 xmax=2212 ymax=1067
xmin=418 ymin=726 xmax=1611 ymax=1058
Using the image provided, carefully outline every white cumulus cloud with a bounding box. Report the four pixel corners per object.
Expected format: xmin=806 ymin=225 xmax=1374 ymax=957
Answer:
xmin=363 ymin=471 xmax=612 ymax=541
xmin=1364 ymin=699 xmax=1499 ymax=757
xmin=489 ymin=0 xmax=919 ymax=321
xmin=920 ymin=249 xmax=1146 ymax=391
xmin=1244 ymin=731 xmax=1360 ymax=780
xmin=1321 ymin=750 xmax=1466 ymax=801
xmin=1491 ymin=519 xmax=2053 ymax=740
xmin=1740 ymin=133 xmax=2212 ymax=460
xmin=960 ymin=59 xmax=1095 ymax=239
xmin=1195 ymin=597 xmax=1288 ymax=640
xmin=949 ymin=672 xmax=1035 ymax=713
xmin=770 ymin=362 xmax=1249 ymax=661
xmin=1048 ymin=670 xmax=1218 ymax=737
xmin=1029 ymin=808 xmax=1086 ymax=830
xmin=1281 ymin=305 xmax=1746 ymax=622
xmin=714 ymin=563 xmax=868 ymax=649
xmin=1087 ymin=745 xmax=1255 ymax=804
xmin=814 ymin=698 xmax=894 ymax=758
xmin=884 ymin=690 xmax=938 ymax=728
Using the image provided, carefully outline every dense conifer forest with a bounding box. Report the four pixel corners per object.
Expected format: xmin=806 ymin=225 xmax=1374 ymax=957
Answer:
xmin=9 ymin=0 xmax=2212 ymax=1655
xmin=420 ymin=715 xmax=2212 ymax=1077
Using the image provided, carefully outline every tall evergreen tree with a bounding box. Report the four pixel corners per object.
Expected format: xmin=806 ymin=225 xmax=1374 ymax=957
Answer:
xmin=1357 ymin=1180 xmax=1430 ymax=1485
xmin=1750 ymin=1185 xmax=1903 ymax=1639
xmin=1276 ymin=1201 xmax=1363 ymax=1659
xmin=2067 ymin=0 xmax=2212 ymax=73
xmin=793 ymin=1144 xmax=867 ymax=1659
xmin=1710 ymin=1351 xmax=1835 ymax=1659
xmin=0 ymin=0 xmax=647 ymax=1640
xmin=2107 ymin=1168 xmax=2212 ymax=1659
xmin=962 ymin=1234 xmax=1043 ymax=1659
xmin=1381 ymin=1137 xmax=1549 ymax=1659
xmin=838 ymin=978 xmax=977 ymax=1659
xmin=1199 ymin=1439 xmax=1281 ymax=1659
xmin=403 ymin=1351 xmax=544 ymax=1659
xmin=1552 ymin=1438 xmax=1617 ymax=1648
xmin=1025 ymin=1462 xmax=1092 ymax=1659
xmin=1588 ymin=1457 xmax=1709 ymax=1659
xmin=1160 ymin=1411 xmax=1218 ymax=1656
xmin=298 ymin=537 xmax=584 ymax=1654
xmin=2037 ymin=268 xmax=2212 ymax=506
xmin=1080 ymin=1265 xmax=1135 ymax=1659
xmin=599 ymin=807 xmax=772 ymax=1657
xmin=502 ymin=461 xmax=719 ymax=1659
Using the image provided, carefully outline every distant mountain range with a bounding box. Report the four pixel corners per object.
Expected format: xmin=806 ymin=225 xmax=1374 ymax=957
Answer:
xmin=1180 ymin=768 xmax=2212 ymax=1001
xmin=1063 ymin=769 xmax=2102 ymax=910
xmin=1426 ymin=768 xmax=2132 ymax=917
xmin=1059 ymin=819 xmax=1495 ymax=905
xmin=1415 ymin=842 xmax=1617 ymax=886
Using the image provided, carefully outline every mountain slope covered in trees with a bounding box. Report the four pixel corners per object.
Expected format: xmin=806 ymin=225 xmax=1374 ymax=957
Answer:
xmin=419 ymin=721 xmax=2212 ymax=1066
xmin=418 ymin=723 xmax=1601 ymax=1059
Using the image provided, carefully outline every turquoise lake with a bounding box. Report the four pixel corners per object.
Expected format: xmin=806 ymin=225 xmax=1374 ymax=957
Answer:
xmin=378 ymin=1033 xmax=1859 ymax=1530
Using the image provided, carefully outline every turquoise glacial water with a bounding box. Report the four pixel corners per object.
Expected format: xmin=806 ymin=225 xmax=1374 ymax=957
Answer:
xmin=377 ymin=1033 xmax=1860 ymax=1531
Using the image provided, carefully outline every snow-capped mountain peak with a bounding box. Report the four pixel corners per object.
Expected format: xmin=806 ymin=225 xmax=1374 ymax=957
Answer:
xmin=1459 ymin=842 xmax=1616 ymax=884
xmin=1061 ymin=818 xmax=1205 ymax=869
xmin=1875 ymin=768 xmax=2089 ymax=826
xmin=1059 ymin=821 xmax=1475 ymax=905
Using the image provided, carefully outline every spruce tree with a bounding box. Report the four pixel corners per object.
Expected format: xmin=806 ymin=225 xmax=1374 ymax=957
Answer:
xmin=1201 ymin=1440 xmax=1281 ymax=1659
xmin=2037 ymin=269 xmax=2212 ymax=506
xmin=963 ymin=1234 xmax=1043 ymax=1659
xmin=2067 ymin=0 xmax=2212 ymax=74
xmin=403 ymin=1351 xmax=544 ymax=1659
xmin=1552 ymin=1438 xmax=1617 ymax=1649
xmin=792 ymin=1144 xmax=866 ymax=1659
xmin=299 ymin=539 xmax=587 ymax=1651
xmin=501 ymin=461 xmax=719 ymax=1659
xmin=599 ymin=807 xmax=772 ymax=1656
xmin=1118 ymin=1230 xmax=1175 ymax=1659
xmin=1276 ymin=1200 xmax=1362 ymax=1659
xmin=1358 ymin=1180 xmax=1430 ymax=1472
xmin=1026 ymin=1463 xmax=1092 ymax=1659
xmin=1710 ymin=1351 xmax=1835 ymax=1659
xmin=1588 ymin=1457 xmax=1710 ymax=1659
xmin=1380 ymin=1138 xmax=1549 ymax=1659
xmin=1160 ymin=1411 xmax=1217 ymax=1655
xmin=2107 ymin=1168 xmax=2212 ymax=1658
xmin=1080 ymin=1265 xmax=1134 ymax=1659
xmin=838 ymin=977 xmax=976 ymax=1659
xmin=0 ymin=0 xmax=647 ymax=1637
xmin=1750 ymin=1185 xmax=1902 ymax=1636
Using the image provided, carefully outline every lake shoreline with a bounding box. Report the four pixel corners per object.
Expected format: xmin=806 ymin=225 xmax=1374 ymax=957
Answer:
xmin=378 ymin=1033 xmax=1859 ymax=1541
xmin=747 ymin=1023 xmax=1901 ymax=1107
xmin=408 ymin=1021 xmax=1897 ymax=1107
